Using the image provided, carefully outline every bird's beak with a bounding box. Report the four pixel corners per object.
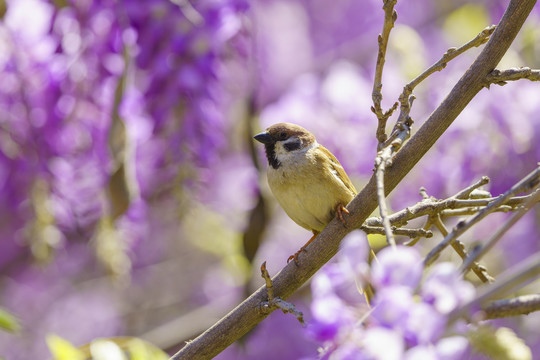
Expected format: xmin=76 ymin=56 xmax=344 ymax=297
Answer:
xmin=254 ymin=132 xmax=274 ymax=144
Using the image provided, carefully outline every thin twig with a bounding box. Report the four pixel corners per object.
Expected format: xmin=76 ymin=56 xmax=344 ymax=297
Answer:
xmin=424 ymin=165 xmax=540 ymax=266
xmin=363 ymin=191 xmax=538 ymax=229
xmin=259 ymin=262 xmax=305 ymax=325
xmin=387 ymin=26 xmax=496 ymax=146
xmin=375 ymin=153 xmax=396 ymax=248
xmin=446 ymin=195 xmax=536 ymax=208
xmin=374 ymin=113 xmax=413 ymax=248
xmin=450 ymin=251 xmax=540 ymax=322
xmin=439 ymin=192 xmax=539 ymax=217
xmin=440 ymin=206 xmax=514 ymax=217
xmin=460 ymin=187 xmax=540 ymax=274
xmin=372 ymin=0 xmax=398 ymax=147
xmin=361 ymin=225 xmax=432 ymax=239
xmin=404 ymin=184 xmax=434 ymax=247
xmin=260 ymin=262 xmax=274 ymax=301
xmin=419 ymin=187 xmax=431 ymax=200
xmin=431 ymin=214 xmax=494 ymax=283
xmin=416 ymin=185 xmax=494 ymax=283
xmin=404 ymin=216 xmax=433 ymax=246
xmin=405 ymin=26 xmax=496 ymax=96
xmin=484 ymin=294 xmax=540 ymax=319
xmin=453 ymin=176 xmax=490 ymax=199
xmin=485 ymin=67 xmax=540 ymax=87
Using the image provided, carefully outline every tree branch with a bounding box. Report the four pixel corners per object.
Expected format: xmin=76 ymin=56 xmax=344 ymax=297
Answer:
xmin=360 ymin=225 xmax=433 ymax=239
xmin=440 ymin=206 xmax=514 ymax=217
xmin=431 ymin=214 xmax=494 ymax=284
xmin=424 ymin=165 xmax=540 ymax=266
xmin=170 ymin=1 xmax=537 ymax=358
xmin=259 ymin=262 xmax=305 ymax=325
xmin=405 ymin=26 xmax=495 ymax=96
xmin=374 ymin=119 xmax=412 ymax=248
xmin=363 ymin=188 xmax=537 ymax=229
xmin=450 ymin=251 xmax=540 ymax=322
xmin=485 ymin=67 xmax=540 ymax=87
xmin=372 ymin=0 xmax=398 ymax=147
xmin=389 ymin=26 xmax=495 ymax=142
xmin=460 ymin=186 xmax=540 ymax=274
xmin=452 ymin=176 xmax=490 ymax=199
xmin=484 ymin=294 xmax=540 ymax=319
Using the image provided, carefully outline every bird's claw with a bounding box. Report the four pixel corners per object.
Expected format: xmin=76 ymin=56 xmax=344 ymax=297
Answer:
xmin=336 ymin=204 xmax=350 ymax=226
xmin=287 ymin=247 xmax=306 ymax=265
xmin=287 ymin=232 xmax=318 ymax=265
xmin=287 ymin=252 xmax=301 ymax=265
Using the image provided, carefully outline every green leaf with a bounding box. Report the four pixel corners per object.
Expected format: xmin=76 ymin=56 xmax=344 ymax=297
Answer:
xmin=46 ymin=334 xmax=86 ymax=360
xmin=469 ymin=325 xmax=532 ymax=360
xmin=125 ymin=338 xmax=169 ymax=360
xmin=47 ymin=335 xmax=168 ymax=360
xmin=80 ymin=337 xmax=168 ymax=360
xmin=0 ymin=308 xmax=20 ymax=333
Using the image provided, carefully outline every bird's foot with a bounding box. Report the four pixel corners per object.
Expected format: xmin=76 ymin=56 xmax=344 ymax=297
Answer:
xmin=336 ymin=204 xmax=350 ymax=226
xmin=287 ymin=232 xmax=319 ymax=265
xmin=287 ymin=250 xmax=302 ymax=265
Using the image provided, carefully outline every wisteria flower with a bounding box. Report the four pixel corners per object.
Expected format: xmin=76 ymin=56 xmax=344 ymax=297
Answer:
xmin=371 ymin=246 xmax=423 ymax=290
xmin=422 ymin=262 xmax=476 ymax=314
xmin=308 ymin=245 xmax=477 ymax=359
xmin=308 ymin=294 xmax=356 ymax=343
xmin=371 ymin=286 xmax=415 ymax=329
xmin=361 ymin=327 xmax=405 ymax=360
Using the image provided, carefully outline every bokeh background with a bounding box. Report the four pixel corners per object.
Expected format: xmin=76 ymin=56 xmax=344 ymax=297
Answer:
xmin=0 ymin=0 xmax=539 ymax=358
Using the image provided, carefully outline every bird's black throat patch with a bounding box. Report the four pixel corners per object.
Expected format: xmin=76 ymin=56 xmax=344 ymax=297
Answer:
xmin=264 ymin=143 xmax=281 ymax=169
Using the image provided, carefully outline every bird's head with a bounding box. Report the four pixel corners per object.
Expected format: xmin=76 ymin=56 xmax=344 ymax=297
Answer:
xmin=254 ymin=123 xmax=317 ymax=169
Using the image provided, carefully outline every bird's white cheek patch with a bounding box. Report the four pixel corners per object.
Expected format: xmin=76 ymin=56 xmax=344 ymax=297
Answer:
xmin=274 ymin=142 xmax=299 ymax=165
xmin=275 ymin=141 xmax=319 ymax=162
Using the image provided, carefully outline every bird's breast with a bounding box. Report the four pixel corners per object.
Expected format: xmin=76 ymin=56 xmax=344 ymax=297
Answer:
xmin=267 ymin=154 xmax=354 ymax=233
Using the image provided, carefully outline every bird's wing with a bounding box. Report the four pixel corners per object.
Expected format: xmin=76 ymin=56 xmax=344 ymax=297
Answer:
xmin=317 ymin=146 xmax=358 ymax=196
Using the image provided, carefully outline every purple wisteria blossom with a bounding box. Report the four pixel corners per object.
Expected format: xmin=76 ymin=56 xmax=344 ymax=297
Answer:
xmin=308 ymin=246 xmax=475 ymax=359
xmin=0 ymin=0 xmax=248 ymax=357
xmin=422 ymin=263 xmax=476 ymax=315
xmin=0 ymin=0 xmax=248 ymax=262
xmin=371 ymin=246 xmax=423 ymax=290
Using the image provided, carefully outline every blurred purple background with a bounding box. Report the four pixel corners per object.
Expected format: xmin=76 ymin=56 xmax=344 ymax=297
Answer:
xmin=0 ymin=0 xmax=539 ymax=358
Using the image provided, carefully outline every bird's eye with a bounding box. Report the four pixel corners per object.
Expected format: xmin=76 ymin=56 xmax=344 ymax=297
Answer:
xmin=279 ymin=132 xmax=287 ymax=139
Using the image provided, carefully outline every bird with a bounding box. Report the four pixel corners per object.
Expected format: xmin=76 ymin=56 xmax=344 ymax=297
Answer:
xmin=254 ymin=122 xmax=357 ymax=264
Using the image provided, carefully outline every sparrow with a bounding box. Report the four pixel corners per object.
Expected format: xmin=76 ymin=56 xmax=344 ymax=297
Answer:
xmin=254 ymin=122 xmax=357 ymax=264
